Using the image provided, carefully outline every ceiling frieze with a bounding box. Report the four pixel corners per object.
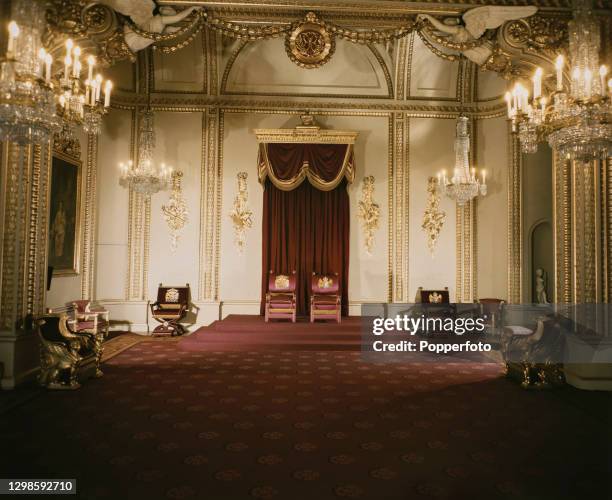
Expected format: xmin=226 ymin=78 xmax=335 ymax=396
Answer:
xmin=160 ymin=0 xmax=604 ymax=15
xmin=108 ymin=91 xmax=507 ymax=118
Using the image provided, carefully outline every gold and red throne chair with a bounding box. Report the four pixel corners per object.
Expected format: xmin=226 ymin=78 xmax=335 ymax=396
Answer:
xmin=310 ymin=272 xmax=341 ymax=323
xmin=69 ymin=300 xmax=110 ymax=339
xmin=265 ymin=271 xmax=297 ymax=322
xmin=149 ymin=284 xmax=191 ymax=336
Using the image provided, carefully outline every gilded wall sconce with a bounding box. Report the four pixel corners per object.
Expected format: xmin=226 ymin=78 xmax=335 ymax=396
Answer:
xmin=357 ymin=175 xmax=380 ymax=255
xmin=421 ymin=177 xmax=446 ymax=256
xmin=229 ymin=172 xmax=253 ymax=253
xmin=161 ymin=171 xmax=189 ymax=253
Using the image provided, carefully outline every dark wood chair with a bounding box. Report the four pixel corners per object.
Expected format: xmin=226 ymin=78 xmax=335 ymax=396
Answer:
xmin=149 ymin=284 xmax=191 ymax=336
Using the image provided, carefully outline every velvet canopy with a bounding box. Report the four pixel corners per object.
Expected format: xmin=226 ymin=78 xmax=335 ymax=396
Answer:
xmin=257 ymin=142 xmax=355 ymax=191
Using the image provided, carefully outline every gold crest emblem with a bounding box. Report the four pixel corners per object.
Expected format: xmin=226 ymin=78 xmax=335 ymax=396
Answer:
xmin=165 ymin=288 xmax=180 ymax=303
xmin=318 ymin=276 xmax=333 ymax=289
xmin=275 ymin=275 xmax=290 ymax=289
xmin=429 ymin=292 xmax=442 ymax=304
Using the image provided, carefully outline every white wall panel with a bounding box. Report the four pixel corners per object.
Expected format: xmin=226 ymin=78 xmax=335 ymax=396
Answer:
xmin=95 ymin=108 xmax=131 ymax=300
xmin=409 ymin=117 xmax=457 ymax=300
xmin=148 ymin=112 xmax=202 ymax=298
xmin=477 ymin=116 xmax=509 ymax=299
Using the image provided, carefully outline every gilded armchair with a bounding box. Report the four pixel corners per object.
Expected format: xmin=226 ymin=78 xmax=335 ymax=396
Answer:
xmin=501 ymin=306 xmax=565 ymax=389
xmin=265 ymin=271 xmax=297 ymax=322
xmin=310 ymin=272 xmax=341 ymax=323
xmin=37 ymin=313 xmax=103 ymax=390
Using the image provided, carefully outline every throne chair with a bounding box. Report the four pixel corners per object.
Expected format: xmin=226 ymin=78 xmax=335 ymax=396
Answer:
xmin=149 ymin=284 xmax=191 ymax=336
xmin=265 ymin=271 xmax=297 ymax=322
xmin=310 ymin=272 xmax=341 ymax=323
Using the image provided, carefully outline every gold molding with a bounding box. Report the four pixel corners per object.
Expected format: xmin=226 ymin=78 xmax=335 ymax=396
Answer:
xmin=254 ymin=120 xmax=358 ymax=144
xmin=81 ymin=133 xmax=98 ymax=299
xmin=507 ymin=124 xmax=522 ymax=304
xmin=198 ymin=108 xmax=221 ymax=301
xmin=392 ymin=113 xmax=409 ymax=301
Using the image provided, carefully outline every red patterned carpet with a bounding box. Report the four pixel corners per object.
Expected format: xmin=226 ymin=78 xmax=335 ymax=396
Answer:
xmin=1 ymin=330 xmax=609 ymax=500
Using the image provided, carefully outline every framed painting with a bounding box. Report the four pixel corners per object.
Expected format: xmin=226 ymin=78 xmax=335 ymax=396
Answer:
xmin=48 ymin=151 xmax=81 ymax=276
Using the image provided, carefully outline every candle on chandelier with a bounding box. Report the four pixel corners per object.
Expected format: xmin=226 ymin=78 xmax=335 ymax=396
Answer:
xmin=572 ymin=67 xmax=581 ymax=96
xmin=95 ymin=74 xmax=102 ymax=103
xmin=481 ymin=170 xmax=486 ymax=185
xmin=89 ymin=79 xmax=96 ymax=106
xmin=104 ymin=80 xmax=112 ymax=107
xmin=65 ymin=38 xmax=73 ymax=56
xmin=7 ymin=21 xmax=20 ymax=58
xmin=540 ymin=96 xmax=547 ymax=115
xmin=608 ymin=78 xmax=612 ymax=98
xmin=505 ymin=91 xmax=512 ymax=117
xmin=441 ymin=170 xmax=447 ymax=184
xmin=72 ymin=46 xmax=81 ymax=78
xmin=87 ymin=55 xmax=95 ymax=81
xmin=555 ymin=55 xmax=564 ymax=91
xmin=44 ymin=53 xmax=52 ymax=82
xmin=63 ymin=55 xmax=72 ymax=80
xmin=599 ymin=66 xmax=608 ymax=96
xmin=584 ymin=68 xmax=592 ymax=100
xmin=79 ymin=95 xmax=85 ymax=118
xmin=38 ymin=48 xmax=46 ymax=78
xmin=533 ymin=67 xmax=543 ymax=99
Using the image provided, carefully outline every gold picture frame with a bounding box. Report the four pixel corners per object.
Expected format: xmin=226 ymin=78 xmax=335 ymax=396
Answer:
xmin=48 ymin=151 xmax=82 ymax=276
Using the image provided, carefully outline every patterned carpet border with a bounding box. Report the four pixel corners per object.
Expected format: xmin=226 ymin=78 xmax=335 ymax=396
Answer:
xmin=102 ymin=333 xmax=181 ymax=362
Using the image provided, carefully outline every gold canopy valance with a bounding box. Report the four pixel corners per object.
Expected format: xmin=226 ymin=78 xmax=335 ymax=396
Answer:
xmin=254 ymin=116 xmax=358 ymax=192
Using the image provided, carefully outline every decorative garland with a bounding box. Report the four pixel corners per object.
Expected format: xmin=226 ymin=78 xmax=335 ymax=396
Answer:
xmin=123 ymin=10 xmax=491 ymax=61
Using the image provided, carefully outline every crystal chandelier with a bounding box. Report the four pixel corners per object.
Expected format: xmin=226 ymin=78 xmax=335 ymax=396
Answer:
xmin=507 ymin=0 xmax=611 ymax=162
xmin=0 ymin=0 xmax=113 ymax=144
xmin=56 ymin=38 xmax=112 ymax=135
xmin=119 ymin=107 xmax=172 ymax=196
xmin=438 ymin=115 xmax=487 ymax=206
xmin=0 ymin=1 xmax=60 ymax=144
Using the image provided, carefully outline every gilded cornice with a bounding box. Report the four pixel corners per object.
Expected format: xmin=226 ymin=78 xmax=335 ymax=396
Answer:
xmin=161 ymin=0 xmax=604 ymax=16
xmin=254 ymin=127 xmax=358 ymax=144
xmin=109 ymin=92 xmax=507 ymax=117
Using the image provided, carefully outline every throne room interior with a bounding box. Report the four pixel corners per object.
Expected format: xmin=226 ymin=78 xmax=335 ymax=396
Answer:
xmin=0 ymin=0 xmax=610 ymax=499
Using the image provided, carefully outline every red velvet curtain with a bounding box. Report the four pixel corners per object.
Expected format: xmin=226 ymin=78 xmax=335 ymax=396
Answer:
xmin=260 ymin=143 xmax=352 ymax=316
xmin=261 ymin=177 xmax=350 ymax=316
xmin=265 ymin=143 xmax=350 ymax=181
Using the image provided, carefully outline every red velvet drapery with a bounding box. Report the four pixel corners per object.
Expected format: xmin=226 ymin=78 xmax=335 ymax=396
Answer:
xmin=260 ymin=143 xmax=351 ymax=316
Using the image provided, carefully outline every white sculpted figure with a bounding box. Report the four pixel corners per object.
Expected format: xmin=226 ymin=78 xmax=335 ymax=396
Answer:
xmin=535 ymin=268 xmax=549 ymax=304
xmin=100 ymin=0 xmax=201 ymax=53
xmin=418 ymin=6 xmax=537 ymax=66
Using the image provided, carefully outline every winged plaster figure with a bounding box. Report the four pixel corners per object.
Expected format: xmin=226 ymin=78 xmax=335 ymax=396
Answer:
xmin=418 ymin=6 xmax=537 ymax=66
xmin=100 ymin=0 xmax=202 ymax=53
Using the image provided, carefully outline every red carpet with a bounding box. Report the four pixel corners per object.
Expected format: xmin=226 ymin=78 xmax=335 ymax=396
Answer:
xmin=180 ymin=314 xmax=364 ymax=351
xmin=1 ymin=318 xmax=609 ymax=500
